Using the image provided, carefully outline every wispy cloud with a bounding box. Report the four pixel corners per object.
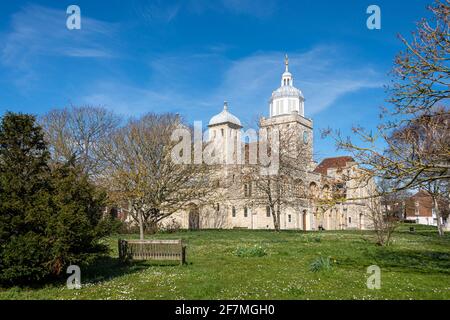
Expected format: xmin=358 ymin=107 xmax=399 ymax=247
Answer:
xmin=76 ymin=45 xmax=385 ymax=123
xmin=1 ymin=4 xmax=118 ymax=83
xmin=131 ymin=0 xmax=182 ymax=24
xmin=130 ymin=0 xmax=277 ymax=24
xmin=220 ymin=0 xmax=277 ymax=18
xmin=207 ymin=45 xmax=384 ymax=118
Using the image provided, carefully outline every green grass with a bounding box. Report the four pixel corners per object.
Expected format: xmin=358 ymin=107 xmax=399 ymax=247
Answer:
xmin=0 ymin=224 xmax=449 ymax=300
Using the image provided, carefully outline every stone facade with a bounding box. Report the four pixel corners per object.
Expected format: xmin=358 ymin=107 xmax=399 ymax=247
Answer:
xmin=163 ymin=56 xmax=374 ymax=231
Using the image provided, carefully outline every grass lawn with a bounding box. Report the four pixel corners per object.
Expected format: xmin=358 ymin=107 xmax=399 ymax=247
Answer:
xmin=1 ymin=224 xmax=449 ymax=300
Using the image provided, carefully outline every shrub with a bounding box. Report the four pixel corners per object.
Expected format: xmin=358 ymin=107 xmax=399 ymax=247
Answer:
xmin=234 ymin=244 xmax=267 ymax=257
xmin=158 ymin=219 xmax=182 ymax=234
xmin=0 ymin=113 xmax=113 ymax=285
xmin=309 ymin=256 xmax=332 ymax=272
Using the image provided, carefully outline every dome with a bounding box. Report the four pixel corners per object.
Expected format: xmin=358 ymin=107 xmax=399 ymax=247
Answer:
xmin=269 ymin=54 xmax=306 ymax=118
xmin=209 ymin=101 xmax=242 ymax=127
xmin=271 ymin=85 xmax=304 ymax=100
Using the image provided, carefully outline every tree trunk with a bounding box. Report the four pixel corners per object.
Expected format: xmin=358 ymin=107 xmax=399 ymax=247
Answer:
xmin=271 ymin=205 xmax=280 ymax=231
xmin=433 ymin=196 xmax=444 ymax=237
xmin=138 ymin=210 xmax=145 ymax=240
xmin=275 ymin=206 xmax=281 ymax=232
xmin=271 ymin=212 xmax=279 ymax=231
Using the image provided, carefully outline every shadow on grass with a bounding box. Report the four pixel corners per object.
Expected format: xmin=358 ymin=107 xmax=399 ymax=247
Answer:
xmin=81 ymin=256 xmax=188 ymax=285
xmin=3 ymin=256 xmax=184 ymax=290
xmin=339 ymin=247 xmax=450 ymax=275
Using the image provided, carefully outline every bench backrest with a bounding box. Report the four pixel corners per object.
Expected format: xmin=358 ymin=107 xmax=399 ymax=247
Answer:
xmin=118 ymin=239 xmax=184 ymax=262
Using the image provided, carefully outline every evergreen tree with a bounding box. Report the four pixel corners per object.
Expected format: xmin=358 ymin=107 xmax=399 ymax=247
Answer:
xmin=46 ymin=161 xmax=111 ymax=275
xmin=0 ymin=113 xmax=113 ymax=285
xmin=0 ymin=113 xmax=53 ymax=283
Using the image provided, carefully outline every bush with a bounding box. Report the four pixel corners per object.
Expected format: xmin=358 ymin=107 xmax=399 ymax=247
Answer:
xmin=309 ymin=256 xmax=333 ymax=272
xmin=0 ymin=113 xmax=113 ymax=285
xmin=158 ymin=219 xmax=182 ymax=234
xmin=234 ymin=244 xmax=267 ymax=257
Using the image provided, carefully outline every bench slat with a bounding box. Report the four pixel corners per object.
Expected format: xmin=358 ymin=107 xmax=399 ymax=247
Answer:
xmin=118 ymin=239 xmax=186 ymax=264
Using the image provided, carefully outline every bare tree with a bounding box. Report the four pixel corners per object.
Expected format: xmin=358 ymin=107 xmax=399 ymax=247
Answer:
xmin=40 ymin=105 xmax=120 ymax=181
xmin=366 ymin=193 xmax=399 ymax=246
xmin=388 ymin=0 xmax=449 ymax=117
xmin=423 ymin=180 xmax=449 ymax=236
xmin=323 ymin=1 xmax=450 ymax=235
xmin=100 ymin=113 xmax=214 ymax=239
xmin=245 ymin=121 xmax=311 ymax=231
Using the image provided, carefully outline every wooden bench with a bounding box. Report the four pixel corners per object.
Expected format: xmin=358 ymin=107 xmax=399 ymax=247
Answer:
xmin=118 ymin=239 xmax=186 ymax=265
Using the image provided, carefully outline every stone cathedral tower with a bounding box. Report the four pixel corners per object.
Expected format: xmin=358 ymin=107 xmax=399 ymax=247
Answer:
xmin=260 ymin=54 xmax=314 ymax=168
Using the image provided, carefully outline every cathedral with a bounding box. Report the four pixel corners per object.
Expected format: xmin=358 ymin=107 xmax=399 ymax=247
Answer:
xmin=166 ymin=56 xmax=374 ymax=231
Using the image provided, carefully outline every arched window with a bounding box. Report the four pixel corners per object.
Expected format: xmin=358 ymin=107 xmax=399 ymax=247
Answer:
xmin=322 ymin=185 xmax=330 ymax=199
xmin=295 ymin=179 xmax=305 ymax=198
xmin=309 ymin=182 xmax=318 ymax=198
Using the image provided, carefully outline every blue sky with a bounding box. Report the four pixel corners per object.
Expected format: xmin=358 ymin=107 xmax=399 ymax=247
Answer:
xmin=0 ymin=0 xmax=433 ymax=161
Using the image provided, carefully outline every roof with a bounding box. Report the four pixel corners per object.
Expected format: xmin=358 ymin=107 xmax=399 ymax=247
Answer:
xmin=313 ymin=156 xmax=355 ymax=175
xmin=411 ymin=190 xmax=431 ymax=199
xmin=209 ymin=102 xmax=242 ymax=127
xmin=271 ymin=84 xmax=304 ymax=100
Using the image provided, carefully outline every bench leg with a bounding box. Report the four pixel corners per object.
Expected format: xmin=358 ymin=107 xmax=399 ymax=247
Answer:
xmin=181 ymin=246 xmax=186 ymax=265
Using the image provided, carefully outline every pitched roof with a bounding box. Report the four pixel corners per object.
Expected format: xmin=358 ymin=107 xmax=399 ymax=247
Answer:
xmin=411 ymin=190 xmax=431 ymax=199
xmin=313 ymin=156 xmax=355 ymax=175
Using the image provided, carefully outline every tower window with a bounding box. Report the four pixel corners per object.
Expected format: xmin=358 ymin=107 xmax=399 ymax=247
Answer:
xmin=244 ymin=183 xmax=252 ymax=197
xmin=266 ymin=206 xmax=271 ymax=217
xmin=244 ymin=207 xmax=248 ymax=217
xmin=303 ymin=131 xmax=309 ymax=144
xmin=349 ymin=217 xmax=352 ymax=224
xmin=232 ymin=206 xmax=236 ymax=217
xmin=288 ymin=214 xmax=292 ymax=223
xmin=221 ymin=129 xmax=224 ymax=136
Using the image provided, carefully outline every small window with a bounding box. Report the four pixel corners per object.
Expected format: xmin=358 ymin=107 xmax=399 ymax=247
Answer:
xmin=266 ymin=206 xmax=271 ymax=217
xmin=216 ymin=203 xmax=220 ymax=212
xmin=221 ymin=129 xmax=224 ymax=136
xmin=244 ymin=183 xmax=252 ymax=197
xmin=288 ymin=214 xmax=292 ymax=223
xmin=348 ymin=217 xmax=352 ymax=224
xmin=244 ymin=207 xmax=248 ymax=217
xmin=232 ymin=206 xmax=236 ymax=217
xmin=303 ymin=131 xmax=309 ymax=144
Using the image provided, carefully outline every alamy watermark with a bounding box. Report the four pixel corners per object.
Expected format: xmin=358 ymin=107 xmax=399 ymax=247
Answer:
xmin=367 ymin=5 xmax=381 ymax=30
xmin=66 ymin=5 xmax=81 ymax=30
xmin=171 ymin=122 xmax=280 ymax=175
xmin=67 ymin=265 xmax=81 ymax=289
xmin=366 ymin=265 xmax=381 ymax=290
